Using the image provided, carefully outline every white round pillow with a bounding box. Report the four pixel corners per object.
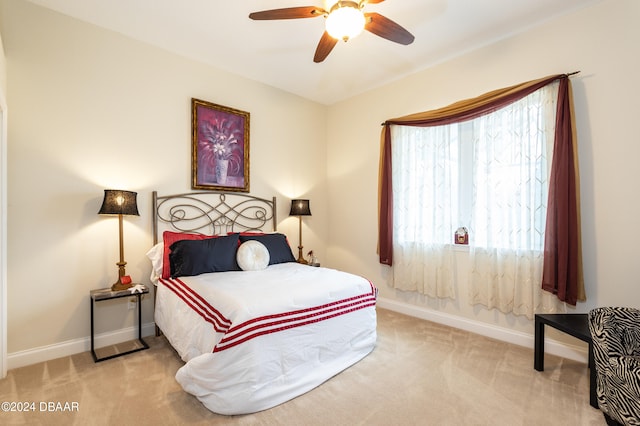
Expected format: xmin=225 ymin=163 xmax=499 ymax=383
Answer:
xmin=236 ymin=240 xmax=270 ymax=271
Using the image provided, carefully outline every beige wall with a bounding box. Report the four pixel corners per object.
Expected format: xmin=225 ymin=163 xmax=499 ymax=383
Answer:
xmin=1 ymin=1 xmax=327 ymax=355
xmin=0 ymin=32 xmax=5 ymax=96
xmin=0 ymin=21 xmax=7 ymax=377
xmin=2 ymin=0 xmax=639 ymax=364
xmin=327 ymin=0 xmax=640 ymax=337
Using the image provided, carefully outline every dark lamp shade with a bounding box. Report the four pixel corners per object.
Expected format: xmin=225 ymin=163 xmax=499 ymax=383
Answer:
xmin=289 ymin=199 xmax=311 ymax=216
xmin=98 ymin=190 xmax=140 ymax=216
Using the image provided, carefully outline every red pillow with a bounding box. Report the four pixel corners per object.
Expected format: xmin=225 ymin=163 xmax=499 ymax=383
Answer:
xmin=162 ymin=231 xmax=217 ymax=279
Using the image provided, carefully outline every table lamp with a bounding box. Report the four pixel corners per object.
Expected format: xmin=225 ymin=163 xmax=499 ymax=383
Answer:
xmin=98 ymin=189 xmax=139 ymax=291
xmin=289 ymin=199 xmax=311 ymax=264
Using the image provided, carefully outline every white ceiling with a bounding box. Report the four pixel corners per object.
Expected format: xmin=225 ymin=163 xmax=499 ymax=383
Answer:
xmin=26 ymin=0 xmax=598 ymax=105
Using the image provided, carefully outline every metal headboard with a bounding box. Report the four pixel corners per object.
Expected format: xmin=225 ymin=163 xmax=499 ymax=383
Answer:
xmin=152 ymin=191 xmax=277 ymax=244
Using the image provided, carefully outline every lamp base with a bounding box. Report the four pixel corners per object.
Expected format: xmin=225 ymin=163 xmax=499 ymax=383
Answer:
xmin=111 ymin=282 xmax=133 ymax=292
xmin=296 ymin=245 xmax=308 ymax=264
xmin=111 ymin=278 xmax=133 ymax=292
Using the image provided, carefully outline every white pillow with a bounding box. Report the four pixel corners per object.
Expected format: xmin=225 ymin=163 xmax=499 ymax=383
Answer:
xmin=236 ymin=240 xmax=270 ymax=271
xmin=146 ymin=242 xmax=164 ymax=284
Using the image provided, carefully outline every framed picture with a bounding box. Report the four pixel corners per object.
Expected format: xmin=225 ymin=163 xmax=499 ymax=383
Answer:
xmin=191 ymin=98 xmax=250 ymax=192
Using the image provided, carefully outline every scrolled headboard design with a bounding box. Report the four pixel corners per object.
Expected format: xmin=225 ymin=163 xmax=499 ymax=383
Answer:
xmin=152 ymin=191 xmax=277 ymax=244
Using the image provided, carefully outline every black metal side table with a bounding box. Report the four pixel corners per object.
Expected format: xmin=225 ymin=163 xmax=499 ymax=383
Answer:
xmin=90 ymin=284 xmax=150 ymax=362
xmin=534 ymin=313 xmax=597 ymax=409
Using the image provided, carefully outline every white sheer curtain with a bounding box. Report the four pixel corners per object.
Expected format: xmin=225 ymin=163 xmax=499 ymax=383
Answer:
xmin=468 ymin=81 xmax=566 ymax=318
xmin=390 ymin=125 xmax=457 ymax=299
xmin=390 ymin=82 xmax=568 ymax=317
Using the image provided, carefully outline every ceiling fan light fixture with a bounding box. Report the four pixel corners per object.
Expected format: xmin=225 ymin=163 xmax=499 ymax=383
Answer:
xmin=248 ymin=1 xmax=415 ymax=63
xmin=325 ymin=3 xmax=365 ymax=41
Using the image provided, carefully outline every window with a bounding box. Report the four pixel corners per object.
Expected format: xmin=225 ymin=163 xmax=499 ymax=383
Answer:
xmin=392 ymin=84 xmax=558 ymax=252
xmin=378 ymin=74 xmax=582 ymax=314
xmin=387 ymin=82 xmax=571 ymax=315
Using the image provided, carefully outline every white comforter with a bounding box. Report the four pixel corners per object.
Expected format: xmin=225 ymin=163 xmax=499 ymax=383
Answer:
xmin=155 ymin=263 xmax=377 ymax=415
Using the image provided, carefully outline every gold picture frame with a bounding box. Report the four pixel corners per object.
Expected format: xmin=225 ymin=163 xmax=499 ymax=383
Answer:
xmin=191 ymin=98 xmax=250 ymax=192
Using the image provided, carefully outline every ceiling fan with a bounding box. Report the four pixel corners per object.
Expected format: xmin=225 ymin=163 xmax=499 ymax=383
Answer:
xmin=249 ymin=0 xmax=415 ymax=63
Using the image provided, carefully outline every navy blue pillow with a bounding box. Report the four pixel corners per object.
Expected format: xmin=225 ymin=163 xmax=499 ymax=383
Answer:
xmin=238 ymin=233 xmax=296 ymax=265
xmin=169 ymin=233 xmax=240 ymax=277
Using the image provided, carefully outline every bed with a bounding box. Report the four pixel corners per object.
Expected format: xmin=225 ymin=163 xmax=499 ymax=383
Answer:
xmin=148 ymin=191 xmax=377 ymax=415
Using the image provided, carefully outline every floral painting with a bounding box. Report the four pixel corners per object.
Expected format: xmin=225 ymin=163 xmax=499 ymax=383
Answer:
xmin=192 ymin=98 xmax=250 ymax=192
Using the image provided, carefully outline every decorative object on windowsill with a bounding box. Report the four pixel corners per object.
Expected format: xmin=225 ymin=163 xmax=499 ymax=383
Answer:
xmin=455 ymin=227 xmax=469 ymax=245
xmin=290 ymin=199 xmax=312 ymax=264
xmin=307 ymin=250 xmax=320 ymax=267
xmin=98 ymin=189 xmax=140 ymax=291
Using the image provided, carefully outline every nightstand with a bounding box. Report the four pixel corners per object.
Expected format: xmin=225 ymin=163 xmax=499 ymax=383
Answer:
xmin=90 ymin=284 xmax=150 ymax=362
xmin=534 ymin=313 xmax=596 ymax=408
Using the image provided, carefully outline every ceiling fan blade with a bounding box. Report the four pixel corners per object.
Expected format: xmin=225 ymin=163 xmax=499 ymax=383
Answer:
xmin=364 ymin=12 xmax=415 ymax=45
xmin=314 ymin=31 xmax=338 ymax=63
xmin=249 ymin=7 xmax=326 ymax=20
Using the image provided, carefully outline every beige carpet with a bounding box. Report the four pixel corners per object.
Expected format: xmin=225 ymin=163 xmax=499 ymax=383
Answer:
xmin=0 ymin=308 xmax=603 ymax=425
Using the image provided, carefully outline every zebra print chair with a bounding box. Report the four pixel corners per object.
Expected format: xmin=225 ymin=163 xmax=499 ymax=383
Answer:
xmin=588 ymin=307 xmax=640 ymax=426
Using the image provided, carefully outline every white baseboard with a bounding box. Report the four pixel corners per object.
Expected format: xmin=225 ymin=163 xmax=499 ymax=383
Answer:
xmin=376 ymin=297 xmax=588 ymax=364
xmin=7 ymin=322 xmax=156 ymax=370
xmin=8 ymin=300 xmax=589 ymax=370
